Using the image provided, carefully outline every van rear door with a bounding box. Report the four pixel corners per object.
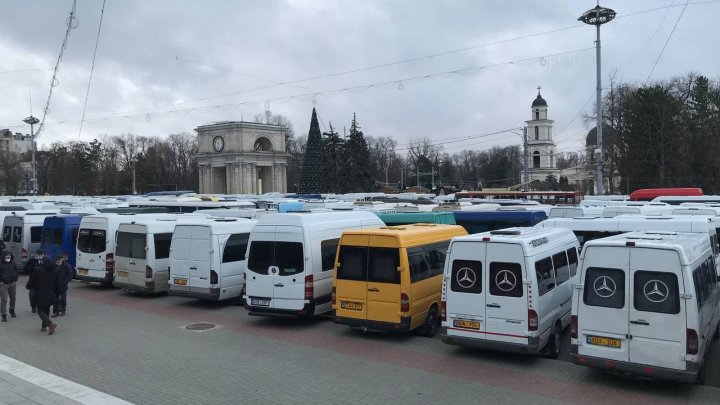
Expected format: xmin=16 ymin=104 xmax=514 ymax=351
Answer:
xmin=188 ymin=226 xmax=212 ymax=291
xmin=577 ymin=246 xmax=630 ymax=362
xmin=246 ymin=226 xmax=276 ymax=308
xmin=366 ymin=237 xmax=401 ymax=325
xmin=270 ymin=226 xmax=305 ymax=311
xmin=170 ymin=225 xmax=193 ymax=286
xmin=335 ymin=235 xmax=370 ymax=320
xmin=445 ymin=241 xmax=486 ymax=341
xmin=628 ymin=248 xmax=686 ymax=370
xmin=485 ymin=242 xmax=527 ymax=344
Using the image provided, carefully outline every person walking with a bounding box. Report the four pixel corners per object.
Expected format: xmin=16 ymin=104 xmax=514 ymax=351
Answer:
xmin=53 ymin=254 xmax=73 ymax=317
xmin=0 ymin=251 xmax=18 ymax=322
xmin=25 ymin=256 xmax=59 ymax=335
xmin=23 ymin=250 xmax=52 ymax=313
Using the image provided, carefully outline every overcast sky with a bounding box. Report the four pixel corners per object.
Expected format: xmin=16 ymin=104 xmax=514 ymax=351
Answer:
xmin=0 ymin=0 xmax=718 ymax=155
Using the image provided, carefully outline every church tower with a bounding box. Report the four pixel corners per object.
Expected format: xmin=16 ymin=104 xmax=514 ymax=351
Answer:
xmin=525 ymin=88 xmax=558 ymax=182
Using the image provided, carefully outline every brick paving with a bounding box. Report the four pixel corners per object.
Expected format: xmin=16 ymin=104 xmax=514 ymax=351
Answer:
xmin=0 ymin=278 xmax=718 ymax=404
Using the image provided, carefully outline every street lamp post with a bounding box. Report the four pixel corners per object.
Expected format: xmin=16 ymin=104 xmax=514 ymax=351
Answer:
xmin=22 ymin=115 xmax=40 ymax=195
xmin=578 ymin=4 xmax=616 ymax=195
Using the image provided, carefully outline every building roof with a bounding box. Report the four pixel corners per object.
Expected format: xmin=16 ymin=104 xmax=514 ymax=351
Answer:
xmin=531 ymin=93 xmax=548 ymax=107
xmin=585 ymin=124 xmax=617 ymax=146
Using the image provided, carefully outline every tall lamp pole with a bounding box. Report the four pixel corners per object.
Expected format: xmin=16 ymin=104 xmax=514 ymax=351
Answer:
xmin=22 ymin=116 xmax=40 ymax=196
xmin=578 ymin=4 xmax=616 ymax=195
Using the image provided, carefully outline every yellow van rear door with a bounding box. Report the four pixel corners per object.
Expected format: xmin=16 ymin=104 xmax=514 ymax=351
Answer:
xmin=335 ymin=235 xmax=370 ymax=320
xmin=366 ymin=237 xmax=402 ymax=324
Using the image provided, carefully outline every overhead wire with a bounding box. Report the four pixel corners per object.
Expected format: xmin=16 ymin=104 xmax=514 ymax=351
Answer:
xmin=78 ymin=0 xmax=107 ymax=140
xmin=646 ymin=0 xmax=690 ymax=82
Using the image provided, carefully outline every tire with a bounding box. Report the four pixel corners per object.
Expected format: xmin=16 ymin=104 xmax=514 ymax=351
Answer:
xmin=419 ymin=307 xmax=439 ymax=338
xmin=714 ymin=322 xmax=719 ymax=341
xmin=696 ymin=362 xmax=706 ymax=385
xmin=547 ymin=324 xmax=561 ymax=359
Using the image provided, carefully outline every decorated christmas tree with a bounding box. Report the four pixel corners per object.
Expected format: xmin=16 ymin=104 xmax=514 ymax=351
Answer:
xmin=297 ymin=108 xmax=325 ymax=194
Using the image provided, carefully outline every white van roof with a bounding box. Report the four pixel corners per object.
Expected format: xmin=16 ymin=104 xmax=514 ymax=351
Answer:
xmin=255 ymin=211 xmax=381 ymax=227
xmin=451 ymin=227 xmax=577 ymax=254
xmin=583 ymin=231 xmax=711 ymax=266
xmin=175 ymin=218 xmax=256 ymax=234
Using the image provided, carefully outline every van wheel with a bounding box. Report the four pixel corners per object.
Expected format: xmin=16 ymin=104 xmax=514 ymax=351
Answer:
xmin=419 ymin=307 xmax=439 ymax=338
xmin=696 ymin=363 xmax=707 ymax=385
xmin=547 ymin=324 xmax=561 ymax=359
xmin=714 ymin=323 xmax=720 ymax=341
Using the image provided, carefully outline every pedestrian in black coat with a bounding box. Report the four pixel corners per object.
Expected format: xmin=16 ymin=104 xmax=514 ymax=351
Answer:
xmin=52 ymin=255 xmax=73 ymax=317
xmin=23 ymin=250 xmax=52 ymax=313
xmin=0 ymin=251 xmax=18 ymax=322
xmin=25 ymin=256 xmax=60 ymax=335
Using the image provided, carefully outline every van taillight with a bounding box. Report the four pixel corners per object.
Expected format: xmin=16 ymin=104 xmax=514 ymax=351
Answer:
xmin=528 ymin=309 xmax=539 ymax=331
xmin=331 ymin=286 xmax=336 ymax=305
xmin=304 ymin=274 xmax=313 ymax=300
xmin=440 ymin=300 xmax=446 ymax=321
xmin=687 ymin=328 xmax=699 ymax=355
xmin=21 ymin=248 xmax=28 ymax=260
xmin=400 ymin=293 xmax=410 ymax=312
xmin=105 ymin=253 xmax=114 ymax=273
xmin=242 ymin=272 xmax=246 ymax=298
xmin=571 ymin=315 xmax=578 ymax=339
xmin=145 ymin=266 xmax=153 ymax=279
xmin=210 ymin=270 xmax=218 ymax=285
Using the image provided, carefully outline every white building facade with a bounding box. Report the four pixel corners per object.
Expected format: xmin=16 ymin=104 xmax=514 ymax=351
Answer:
xmin=525 ymin=91 xmax=559 ymax=183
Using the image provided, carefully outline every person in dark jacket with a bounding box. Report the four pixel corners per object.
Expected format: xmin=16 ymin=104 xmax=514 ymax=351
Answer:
xmin=52 ymin=254 xmax=73 ymax=317
xmin=23 ymin=249 xmax=52 ymax=313
xmin=25 ymin=256 xmax=59 ymax=335
xmin=0 ymin=251 xmax=19 ymax=322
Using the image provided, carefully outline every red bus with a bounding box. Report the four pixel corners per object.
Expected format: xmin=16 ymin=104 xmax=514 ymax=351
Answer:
xmin=454 ymin=190 xmax=584 ymax=206
xmin=629 ymin=187 xmax=704 ymax=202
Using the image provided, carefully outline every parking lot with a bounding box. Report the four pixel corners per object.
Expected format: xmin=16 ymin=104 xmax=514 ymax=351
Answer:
xmin=0 ymin=278 xmax=718 ymax=404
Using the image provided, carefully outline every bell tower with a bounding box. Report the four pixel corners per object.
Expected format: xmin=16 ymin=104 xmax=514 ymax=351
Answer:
xmin=525 ymin=87 xmax=558 ymax=181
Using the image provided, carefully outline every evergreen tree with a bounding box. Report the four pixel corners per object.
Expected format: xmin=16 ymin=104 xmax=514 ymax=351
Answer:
xmin=341 ymin=114 xmax=373 ymax=192
xmin=297 ymin=108 xmax=325 ymax=194
xmin=322 ymin=123 xmax=344 ymax=193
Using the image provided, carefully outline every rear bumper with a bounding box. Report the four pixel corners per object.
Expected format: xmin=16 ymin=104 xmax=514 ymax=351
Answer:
xmin=168 ymin=286 xmax=221 ymax=301
xmin=441 ymin=327 xmax=540 ymax=353
xmin=113 ymin=280 xmax=165 ymax=294
xmin=333 ymin=315 xmax=412 ymax=333
xmin=246 ymin=298 xmax=317 ymax=317
xmin=75 ymin=270 xmax=112 ymax=284
xmin=570 ymin=346 xmax=701 ymax=383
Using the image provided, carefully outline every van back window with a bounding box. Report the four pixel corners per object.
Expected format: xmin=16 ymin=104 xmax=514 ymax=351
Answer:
xmin=489 ymin=262 xmax=523 ymax=297
xmin=77 ymin=229 xmax=107 ymax=254
xmin=30 ymin=227 xmax=42 ymax=243
xmin=12 ymin=226 xmax=21 ymax=243
xmin=552 ymin=252 xmax=570 ymax=285
xmin=584 ymin=267 xmax=625 ymax=309
xmin=337 ymin=246 xmax=367 ymax=281
xmin=451 ymin=260 xmax=482 ymax=294
xmin=116 ymin=232 xmax=147 ymax=260
xmin=276 ymin=242 xmax=303 ymax=276
xmin=247 ymin=241 xmax=274 ymax=275
xmin=154 ymin=233 xmax=173 ymax=259
xmin=368 ymin=248 xmax=400 ymax=284
xmin=222 ymin=233 xmax=250 ymax=263
xmin=2 ymin=226 xmax=11 ymax=242
xmin=633 ymin=270 xmax=680 ymax=314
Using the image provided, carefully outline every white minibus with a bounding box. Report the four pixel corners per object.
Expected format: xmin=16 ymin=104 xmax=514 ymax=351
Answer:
xmin=244 ymin=211 xmax=384 ymax=316
xmin=571 ymin=232 xmax=720 ymax=383
xmin=441 ymin=227 xmax=580 ymax=357
xmin=2 ymin=210 xmax=59 ymax=266
xmin=169 ymin=218 xmax=256 ymax=301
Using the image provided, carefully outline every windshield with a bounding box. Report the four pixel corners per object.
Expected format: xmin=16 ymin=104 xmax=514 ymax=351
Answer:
xmin=77 ymin=229 xmax=107 ymax=254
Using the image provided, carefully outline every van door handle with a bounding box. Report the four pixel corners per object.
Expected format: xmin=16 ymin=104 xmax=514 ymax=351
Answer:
xmin=274 ymin=283 xmax=284 ymax=287
xmin=486 ymin=303 xmax=501 ymax=308
xmin=630 ymin=320 xmax=649 ymax=326
xmin=189 ymin=266 xmax=197 ymax=270
xmin=129 ymin=261 xmax=136 ymax=265
xmin=368 ymin=288 xmax=380 ymax=292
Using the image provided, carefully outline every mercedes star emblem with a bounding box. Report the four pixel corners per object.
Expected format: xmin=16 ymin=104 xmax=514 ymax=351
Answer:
xmin=495 ymin=270 xmax=517 ymax=292
xmin=456 ymin=267 xmax=476 ymax=289
xmin=643 ymin=280 xmax=669 ymax=303
xmin=593 ymin=276 xmax=617 ymax=298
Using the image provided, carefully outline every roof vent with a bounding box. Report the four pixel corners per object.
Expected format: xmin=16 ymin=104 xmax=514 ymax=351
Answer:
xmin=490 ymin=229 xmax=522 ymax=235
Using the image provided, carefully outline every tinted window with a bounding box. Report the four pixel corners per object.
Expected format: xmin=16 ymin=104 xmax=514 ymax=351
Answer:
xmin=2 ymin=226 xmax=11 ymax=242
xmin=552 ymin=251 xmax=570 ymax=285
xmin=426 ymin=244 xmax=447 ymax=277
xmin=222 ymin=233 xmax=249 ymax=263
xmin=567 ymin=247 xmax=579 ymax=277
xmin=320 ymin=238 xmax=340 ymax=271
xmin=276 ymin=242 xmax=303 ymax=276
xmin=584 ymin=267 xmax=625 ymax=309
xmin=12 ymin=226 xmax=21 ymax=243
xmin=336 ymin=246 xmax=366 ymax=281
xmin=77 ymin=229 xmax=107 ymax=254
xmin=368 ymin=248 xmax=400 ymax=284
xmin=72 ymin=228 xmax=79 ymax=249
xmin=116 ymin=232 xmax=147 ymax=260
xmin=451 ymin=260 xmax=482 ymax=294
xmin=409 ymin=252 xmax=431 ymax=282
xmin=633 ymin=270 xmax=680 ymax=314
xmin=489 ymin=262 xmax=523 ymax=297
xmin=701 ymin=261 xmax=712 ymax=298
xmin=535 ymin=257 xmax=556 ymax=296
xmin=43 ymin=228 xmax=54 ymax=245
xmin=30 ymin=227 xmax=42 ymax=243
xmin=154 ymin=233 xmax=172 ymax=259
xmin=247 ymin=241 xmax=274 ymax=275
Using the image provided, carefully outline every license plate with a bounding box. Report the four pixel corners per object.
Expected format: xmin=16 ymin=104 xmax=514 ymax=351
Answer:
xmin=587 ymin=335 xmax=621 ymax=348
xmin=174 ymin=278 xmax=188 ymax=285
xmin=453 ymin=319 xmax=481 ymax=330
xmin=340 ymin=301 xmax=363 ymax=311
xmin=117 ymin=271 xmax=128 ymax=278
xmin=78 ymin=269 xmax=89 ymax=276
xmin=251 ymin=298 xmax=271 ymax=306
